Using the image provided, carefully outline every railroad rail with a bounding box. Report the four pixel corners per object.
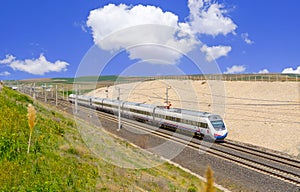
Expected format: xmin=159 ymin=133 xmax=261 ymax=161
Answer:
xmin=29 ymin=92 xmax=300 ymax=188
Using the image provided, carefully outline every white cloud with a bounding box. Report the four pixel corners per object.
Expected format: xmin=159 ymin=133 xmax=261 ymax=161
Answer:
xmin=87 ymin=4 xmax=197 ymax=64
xmin=0 ymin=55 xmax=16 ymax=64
xmin=0 ymin=71 xmax=11 ymax=76
xmin=200 ymin=45 xmax=232 ymax=61
xmin=0 ymin=54 xmax=69 ymax=75
xmin=282 ymin=66 xmax=300 ymax=74
xmin=188 ymin=0 xmax=237 ymax=36
xmin=86 ymin=1 xmax=238 ymax=64
xmin=224 ymin=65 xmax=246 ymax=74
xmin=87 ymin=4 xmax=179 ymax=41
xmin=241 ymin=33 xmax=254 ymax=44
xmin=258 ymin=69 xmax=269 ymax=74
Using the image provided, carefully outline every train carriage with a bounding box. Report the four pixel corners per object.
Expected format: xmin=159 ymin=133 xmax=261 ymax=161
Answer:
xmin=68 ymin=94 xmax=228 ymax=141
xmin=122 ymin=102 xmax=155 ymax=123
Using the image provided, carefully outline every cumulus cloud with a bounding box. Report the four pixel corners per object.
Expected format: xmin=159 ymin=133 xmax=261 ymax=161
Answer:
xmin=0 ymin=54 xmax=69 ymax=75
xmin=87 ymin=4 xmax=198 ymax=64
xmin=188 ymin=0 xmax=237 ymax=36
xmin=86 ymin=1 xmax=237 ymax=64
xmin=258 ymin=69 xmax=269 ymax=74
xmin=0 ymin=71 xmax=11 ymax=76
xmin=224 ymin=65 xmax=246 ymax=74
xmin=241 ymin=33 xmax=254 ymax=44
xmin=87 ymin=4 xmax=179 ymax=41
xmin=200 ymin=45 xmax=232 ymax=62
xmin=0 ymin=55 xmax=16 ymax=64
xmin=282 ymin=66 xmax=300 ymax=74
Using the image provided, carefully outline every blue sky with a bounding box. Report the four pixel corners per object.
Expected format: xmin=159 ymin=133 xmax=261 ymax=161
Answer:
xmin=0 ymin=0 xmax=300 ymax=80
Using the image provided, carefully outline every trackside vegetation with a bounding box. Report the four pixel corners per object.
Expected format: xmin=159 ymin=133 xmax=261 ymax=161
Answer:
xmin=0 ymin=86 xmax=220 ymax=191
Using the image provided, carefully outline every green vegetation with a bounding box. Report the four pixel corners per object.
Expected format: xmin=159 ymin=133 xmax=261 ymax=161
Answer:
xmin=0 ymin=86 xmax=221 ymax=191
xmin=0 ymin=87 xmax=97 ymax=191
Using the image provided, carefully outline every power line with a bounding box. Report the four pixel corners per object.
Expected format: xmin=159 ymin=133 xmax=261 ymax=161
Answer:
xmin=170 ymin=84 xmax=300 ymax=104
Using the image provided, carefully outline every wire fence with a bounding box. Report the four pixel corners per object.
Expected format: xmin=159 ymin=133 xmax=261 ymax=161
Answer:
xmin=76 ymin=74 xmax=299 ymax=84
xmin=141 ymin=73 xmax=300 ymax=82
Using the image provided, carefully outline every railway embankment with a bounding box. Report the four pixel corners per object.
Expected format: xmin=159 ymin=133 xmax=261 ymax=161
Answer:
xmin=0 ymin=86 xmax=222 ymax=191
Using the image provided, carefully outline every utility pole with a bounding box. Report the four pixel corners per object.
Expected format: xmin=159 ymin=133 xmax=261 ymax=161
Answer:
xmin=165 ymin=86 xmax=171 ymax=108
xmin=29 ymin=83 xmax=32 ymax=96
xmin=75 ymin=85 xmax=78 ymax=113
xmin=89 ymin=97 xmax=93 ymax=117
xmin=44 ymin=83 xmax=47 ymax=102
xmin=66 ymin=87 xmax=68 ymax=101
xmin=62 ymin=86 xmax=64 ymax=100
xmin=117 ymin=87 xmax=121 ymax=131
xmin=33 ymin=83 xmax=36 ymax=99
xmin=55 ymin=85 xmax=58 ymax=106
xmin=106 ymin=86 xmax=109 ymax=98
xmin=51 ymin=86 xmax=54 ymax=98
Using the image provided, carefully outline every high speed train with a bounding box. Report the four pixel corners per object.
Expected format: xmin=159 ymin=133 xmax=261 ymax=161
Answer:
xmin=68 ymin=94 xmax=228 ymax=141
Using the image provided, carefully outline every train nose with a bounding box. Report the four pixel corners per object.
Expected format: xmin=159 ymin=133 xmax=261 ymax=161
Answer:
xmin=214 ymin=132 xmax=228 ymax=140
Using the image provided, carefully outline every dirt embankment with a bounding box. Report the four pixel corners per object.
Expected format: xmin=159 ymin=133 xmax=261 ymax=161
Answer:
xmin=86 ymin=80 xmax=300 ymax=157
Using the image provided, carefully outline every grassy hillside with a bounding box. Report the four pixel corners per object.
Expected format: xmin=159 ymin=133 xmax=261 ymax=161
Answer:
xmin=0 ymin=87 xmax=219 ymax=191
xmin=0 ymin=87 xmax=97 ymax=191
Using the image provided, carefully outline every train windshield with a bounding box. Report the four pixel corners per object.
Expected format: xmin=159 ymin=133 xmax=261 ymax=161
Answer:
xmin=211 ymin=120 xmax=225 ymax=131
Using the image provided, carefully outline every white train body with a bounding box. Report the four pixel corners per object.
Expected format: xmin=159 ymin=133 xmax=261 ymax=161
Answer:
xmin=69 ymin=94 xmax=228 ymax=140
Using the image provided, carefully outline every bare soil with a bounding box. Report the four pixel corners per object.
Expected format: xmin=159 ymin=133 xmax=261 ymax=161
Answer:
xmin=86 ymin=80 xmax=300 ymax=156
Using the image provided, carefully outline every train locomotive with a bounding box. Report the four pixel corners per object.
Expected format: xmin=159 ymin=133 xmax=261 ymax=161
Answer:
xmin=68 ymin=94 xmax=228 ymax=141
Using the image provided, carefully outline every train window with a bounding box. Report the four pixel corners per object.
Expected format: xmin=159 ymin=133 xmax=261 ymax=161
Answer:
xmin=103 ymin=103 xmax=112 ymax=108
xmin=159 ymin=114 xmax=165 ymax=119
xmin=200 ymin=122 xmax=208 ymax=128
xmin=130 ymin=108 xmax=151 ymax=116
xmin=211 ymin=120 xmax=225 ymax=131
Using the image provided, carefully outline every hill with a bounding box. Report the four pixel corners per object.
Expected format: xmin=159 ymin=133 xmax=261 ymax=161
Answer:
xmin=0 ymin=86 xmax=216 ymax=191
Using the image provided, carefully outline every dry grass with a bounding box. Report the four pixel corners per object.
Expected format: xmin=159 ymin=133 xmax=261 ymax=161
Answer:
xmin=206 ymin=165 xmax=215 ymax=192
xmin=27 ymin=104 xmax=36 ymax=154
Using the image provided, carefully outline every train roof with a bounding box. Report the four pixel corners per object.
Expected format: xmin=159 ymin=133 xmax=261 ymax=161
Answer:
xmin=167 ymin=108 xmax=214 ymax=118
xmin=123 ymin=101 xmax=156 ymax=109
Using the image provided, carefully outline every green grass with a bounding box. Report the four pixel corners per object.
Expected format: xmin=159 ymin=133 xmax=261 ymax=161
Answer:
xmin=0 ymin=87 xmax=97 ymax=191
xmin=0 ymin=87 xmax=222 ymax=191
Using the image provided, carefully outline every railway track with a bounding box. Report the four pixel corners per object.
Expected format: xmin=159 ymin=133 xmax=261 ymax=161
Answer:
xmin=33 ymin=93 xmax=300 ymax=188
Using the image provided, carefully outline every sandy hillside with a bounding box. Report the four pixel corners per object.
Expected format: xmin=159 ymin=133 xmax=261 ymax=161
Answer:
xmin=86 ymin=80 xmax=300 ymax=156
